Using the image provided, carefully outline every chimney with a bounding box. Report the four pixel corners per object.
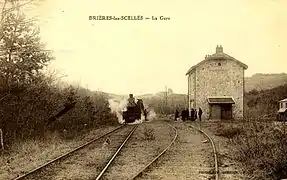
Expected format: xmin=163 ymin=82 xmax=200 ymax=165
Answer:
xmin=205 ymin=54 xmax=210 ymax=59
xmin=216 ymin=45 xmax=220 ymax=53
xmin=216 ymin=45 xmax=223 ymax=53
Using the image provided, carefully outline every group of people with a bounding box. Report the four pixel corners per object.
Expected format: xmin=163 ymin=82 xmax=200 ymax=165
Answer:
xmin=174 ymin=108 xmax=203 ymax=121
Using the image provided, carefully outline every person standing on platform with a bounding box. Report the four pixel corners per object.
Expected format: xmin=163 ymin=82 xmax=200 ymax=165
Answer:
xmin=198 ymin=108 xmax=203 ymax=121
xmin=175 ymin=109 xmax=179 ymax=121
xmin=190 ymin=108 xmax=195 ymax=121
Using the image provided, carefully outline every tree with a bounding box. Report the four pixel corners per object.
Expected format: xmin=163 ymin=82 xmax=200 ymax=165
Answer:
xmin=0 ymin=2 xmax=53 ymax=92
xmin=0 ymin=0 xmax=55 ymax=144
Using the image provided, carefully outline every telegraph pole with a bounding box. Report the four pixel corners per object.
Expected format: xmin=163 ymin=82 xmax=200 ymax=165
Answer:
xmin=165 ymin=86 xmax=168 ymax=107
xmin=163 ymin=86 xmax=168 ymax=115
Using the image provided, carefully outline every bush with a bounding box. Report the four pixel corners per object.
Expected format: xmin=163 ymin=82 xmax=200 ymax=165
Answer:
xmin=215 ymin=121 xmax=287 ymax=179
xmin=0 ymin=75 xmax=118 ymax=147
xmin=214 ymin=123 xmax=243 ymax=139
xmin=143 ymin=127 xmax=155 ymax=140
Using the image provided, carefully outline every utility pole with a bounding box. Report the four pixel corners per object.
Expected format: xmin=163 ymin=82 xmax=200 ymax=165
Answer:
xmin=163 ymin=86 xmax=168 ymax=115
xmin=165 ymin=86 xmax=168 ymax=107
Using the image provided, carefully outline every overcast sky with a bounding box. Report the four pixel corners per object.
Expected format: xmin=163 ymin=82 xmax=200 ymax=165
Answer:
xmin=24 ymin=0 xmax=287 ymax=95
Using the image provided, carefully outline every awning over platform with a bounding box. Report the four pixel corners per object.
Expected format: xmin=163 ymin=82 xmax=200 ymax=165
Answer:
xmin=207 ymin=97 xmax=235 ymax=104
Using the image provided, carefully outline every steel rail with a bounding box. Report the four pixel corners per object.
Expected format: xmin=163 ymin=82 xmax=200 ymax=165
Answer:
xmin=95 ymin=124 xmax=138 ymax=180
xmin=129 ymin=123 xmax=178 ymax=180
xmin=189 ymin=124 xmax=219 ymax=180
xmin=13 ymin=125 xmax=126 ymax=180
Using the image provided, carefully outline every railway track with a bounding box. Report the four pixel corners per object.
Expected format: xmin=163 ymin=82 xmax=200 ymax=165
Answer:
xmin=189 ymin=124 xmax=219 ymax=180
xmin=94 ymin=122 xmax=178 ymax=180
xmin=13 ymin=125 xmax=128 ymax=180
xmin=95 ymin=125 xmax=138 ymax=180
xmin=13 ymin=121 xmax=212 ymax=180
xmin=129 ymin=123 xmax=178 ymax=180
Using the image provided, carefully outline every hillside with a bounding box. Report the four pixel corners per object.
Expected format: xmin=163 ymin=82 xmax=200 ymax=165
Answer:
xmin=245 ymin=73 xmax=287 ymax=92
xmin=245 ymin=83 xmax=287 ymax=119
xmin=96 ymin=72 xmax=287 ymax=115
xmin=139 ymin=92 xmax=187 ymax=114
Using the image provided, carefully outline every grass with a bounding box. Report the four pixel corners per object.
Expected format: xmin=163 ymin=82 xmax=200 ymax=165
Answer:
xmin=210 ymin=120 xmax=287 ymax=180
xmin=0 ymin=133 xmax=69 ymax=179
xmin=143 ymin=126 xmax=155 ymax=140
xmin=0 ymin=125 xmax=119 ymax=180
xmin=213 ymin=122 xmax=244 ymax=139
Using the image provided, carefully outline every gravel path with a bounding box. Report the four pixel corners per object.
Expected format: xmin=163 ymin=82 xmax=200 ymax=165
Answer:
xmin=137 ymin=121 xmax=214 ymax=180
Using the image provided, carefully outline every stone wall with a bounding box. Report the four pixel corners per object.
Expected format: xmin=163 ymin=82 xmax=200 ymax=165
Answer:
xmin=189 ymin=59 xmax=244 ymax=120
xmin=188 ymin=72 xmax=196 ymax=110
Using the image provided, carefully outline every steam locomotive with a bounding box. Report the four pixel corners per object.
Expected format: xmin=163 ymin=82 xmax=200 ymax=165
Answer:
xmin=122 ymin=98 xmax=147 ymax=123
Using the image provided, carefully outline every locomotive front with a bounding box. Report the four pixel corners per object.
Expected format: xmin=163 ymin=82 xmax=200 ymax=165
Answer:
xmin=122 ymin=94 xmax=146 ymax=123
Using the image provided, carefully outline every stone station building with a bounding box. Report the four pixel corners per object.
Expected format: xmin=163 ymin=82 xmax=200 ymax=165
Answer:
xmin=186 ymin=45 xmax=248 ymax=120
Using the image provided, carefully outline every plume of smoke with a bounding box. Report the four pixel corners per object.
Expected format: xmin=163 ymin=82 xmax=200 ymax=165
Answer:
xmin=144 ymin=104 xmax=157 ymax=122
xmin=147 ymin=109 xmax=157 ymax=121
xmin=108 ymin=98 xmax=128 ymax=124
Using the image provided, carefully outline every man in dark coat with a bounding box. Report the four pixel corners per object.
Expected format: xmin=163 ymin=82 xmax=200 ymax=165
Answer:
xmin=181 ymin=110 xmax=185 ymax=121
xmin=190 ymin=108 xmax=195 ymax=121
xmin=175 ymin=109 xmax=179 ymax=121
xmin=185 ymin=108 xmax=189 ymax=120
xmin=194 ymin=109 xmax=197 ymax=120
xmin=198 ymin=108 xmax=203 ymax=121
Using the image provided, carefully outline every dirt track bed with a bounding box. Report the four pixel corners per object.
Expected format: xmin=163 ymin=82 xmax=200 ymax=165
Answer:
xmin=0 ymin=125 xmax=121 ymax=180
xmin=189 ymin=121 xmax=247 ymax=180
xmin=22 ymin=125 xmax=136 ymax=180
xmin=135 ymin=121 xmax=214 ymax=180
xmin=101 ymin=120 xmax=174 ymax=179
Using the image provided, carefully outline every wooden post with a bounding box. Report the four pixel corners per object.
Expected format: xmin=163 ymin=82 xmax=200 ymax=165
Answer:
xmin=0 ymin=128 xmax=4 ymax=151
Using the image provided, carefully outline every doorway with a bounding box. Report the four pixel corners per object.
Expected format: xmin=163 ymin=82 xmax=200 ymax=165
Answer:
xmin=210 ymin=104 xmax=232 ymax=120
xmin=221 ymin=104 xmax=232 ymax=120
xmin=210 ymin=105 xmax=221 ymax=119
